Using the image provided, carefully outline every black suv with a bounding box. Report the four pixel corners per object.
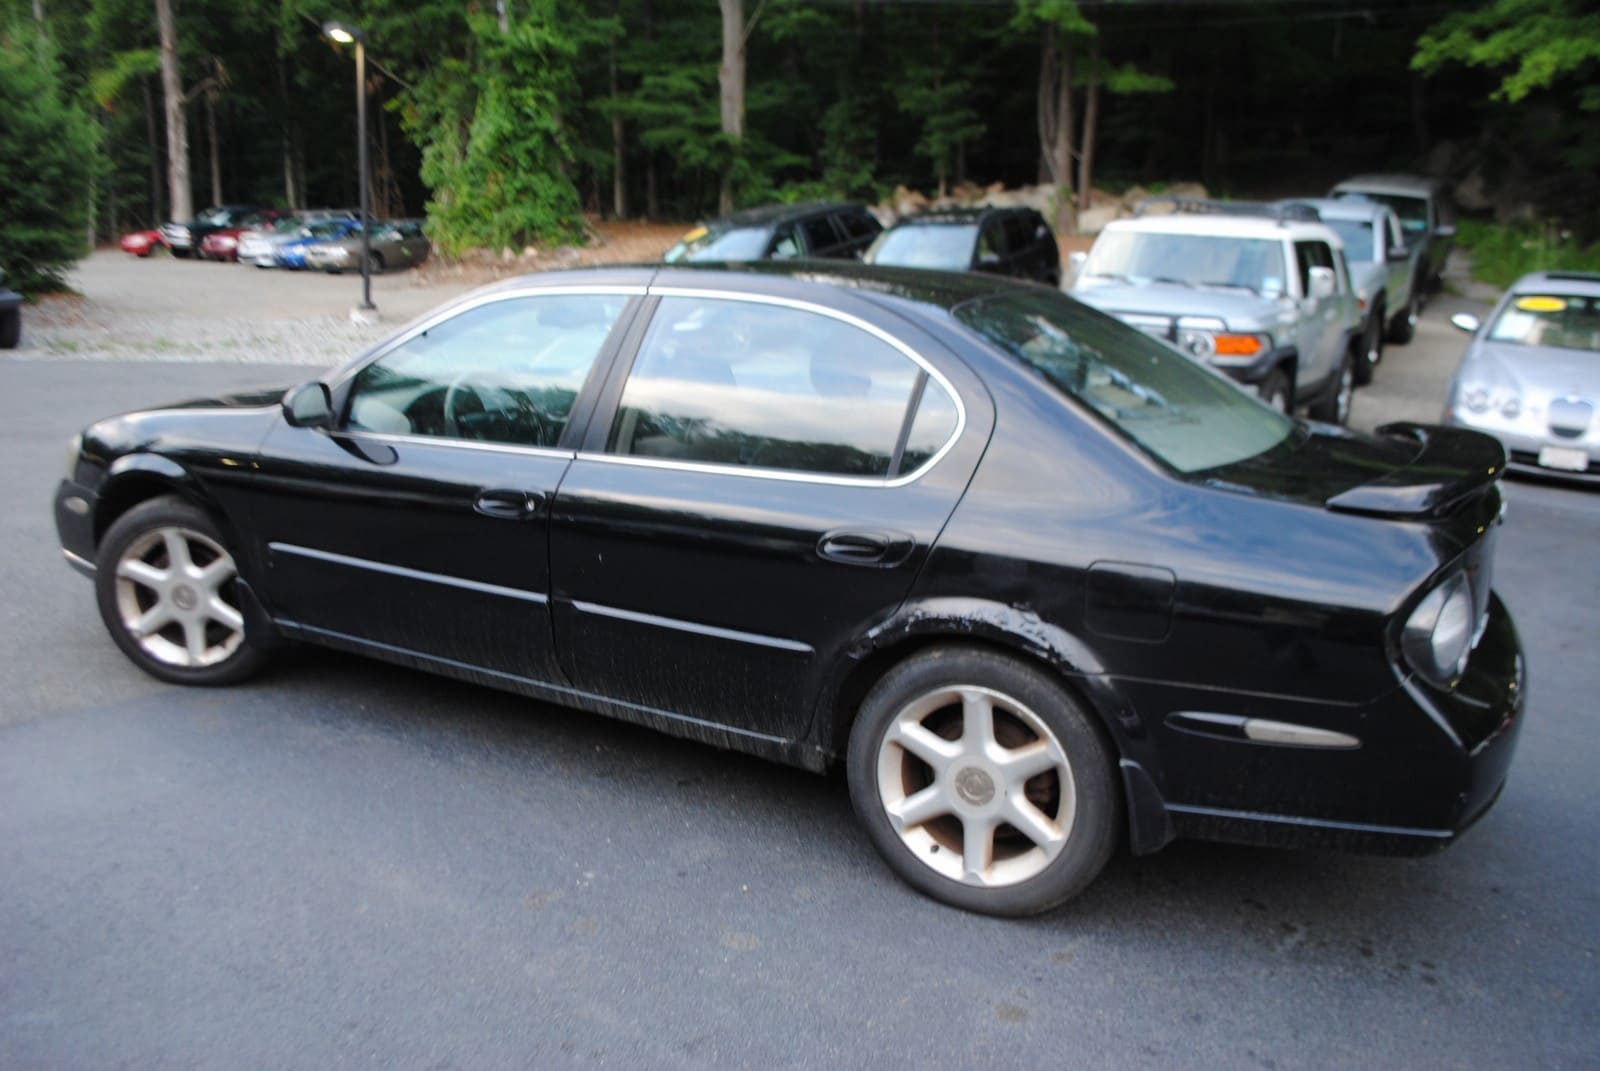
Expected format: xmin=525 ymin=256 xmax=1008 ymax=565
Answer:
xmin=663 ymin=202 xmax=882 ymax=264
xmin=865 ymin=207 xmax=1061 ymax=286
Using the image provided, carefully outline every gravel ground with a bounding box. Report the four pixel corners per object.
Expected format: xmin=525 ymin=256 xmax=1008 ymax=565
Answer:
xmin=11 ymin=221 xmax=684 ymax=366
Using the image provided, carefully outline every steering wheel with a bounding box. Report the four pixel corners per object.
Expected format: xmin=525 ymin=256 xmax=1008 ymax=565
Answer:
xmin=441 ymin=373 xmax=543 ymax=444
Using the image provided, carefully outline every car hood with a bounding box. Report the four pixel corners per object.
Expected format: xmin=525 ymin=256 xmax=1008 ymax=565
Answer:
xmin=1462 ymin=340 xmax=1600 ymax=402
xmin=1202 ymin=420 xmax=1506 ymax=520
xmin=162 ymin=387 xmax=289 ymax=410
xmin=1072 ymin=281 xmax=1283 ymax=329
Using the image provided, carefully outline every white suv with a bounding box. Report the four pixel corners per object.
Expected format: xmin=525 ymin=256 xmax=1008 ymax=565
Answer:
xmin=1071 ymin=201 xmax=1362 ymax=423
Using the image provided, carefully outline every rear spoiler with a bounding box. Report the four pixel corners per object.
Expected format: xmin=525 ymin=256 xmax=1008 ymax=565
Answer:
xmin=1325 ymin=423 xmax=1507 ymax=518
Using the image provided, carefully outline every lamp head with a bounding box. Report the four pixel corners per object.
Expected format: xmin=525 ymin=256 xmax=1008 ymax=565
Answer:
xmin=322 ymin=21 xmax=362 ymax=44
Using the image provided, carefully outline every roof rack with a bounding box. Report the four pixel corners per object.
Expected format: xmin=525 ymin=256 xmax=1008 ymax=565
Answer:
xmin=1133 ymin=197 xmax=1321 ymax=224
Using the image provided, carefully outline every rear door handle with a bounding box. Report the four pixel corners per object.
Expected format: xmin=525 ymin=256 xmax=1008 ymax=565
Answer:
xmin=817 ymin=529 xmax=914 ymax=568
xmin=474 ymin=488 xmax=544 ymax=520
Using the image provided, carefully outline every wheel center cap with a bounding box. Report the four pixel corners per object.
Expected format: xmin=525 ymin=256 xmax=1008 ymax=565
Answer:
xmin=954 ymin=767 xmax=995 ymax=807
xmin=172 ymin=585 xmax=198 ymax=611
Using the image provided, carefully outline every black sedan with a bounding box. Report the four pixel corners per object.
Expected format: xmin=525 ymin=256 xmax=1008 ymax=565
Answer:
xmin=52 ymin=264 xmax=1524 ymax=916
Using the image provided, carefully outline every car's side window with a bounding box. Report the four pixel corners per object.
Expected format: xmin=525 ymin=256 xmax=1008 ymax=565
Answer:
xmin=770 ymin=224 xmax=801 ymax=259
xmin=344 ymin=294 xmax=626 ymax=448
xmin=1293 ymin=240 xmax=1335 ymax=294
xmin=607 ymin=296 xmax=957 ymax=478
xmin=977 ymin=221 xmax=1005 ymax=264
xmin=840 ymin=210 xmax=882 ymax=242
xmin=1002 ymin=215 xmax=1034 ymax=255
xmin=801 ymin=216 xmax=841 ymax=255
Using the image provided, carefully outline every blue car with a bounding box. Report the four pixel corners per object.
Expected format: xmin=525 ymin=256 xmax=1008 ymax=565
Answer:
xmin=275 ymin=219 xmax=362 ymax=270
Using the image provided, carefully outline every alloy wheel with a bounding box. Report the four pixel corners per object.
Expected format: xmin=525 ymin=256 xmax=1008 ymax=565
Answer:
xmin=113 ymin=525 xmax=245 ymax=668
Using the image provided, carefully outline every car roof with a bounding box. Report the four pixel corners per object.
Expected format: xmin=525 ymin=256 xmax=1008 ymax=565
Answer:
xmin=1100 ymin=213 xmax=1340 ymax=244
xmin=1330 ymin=174 xmax=1441 ymax=197
xmin=1509 ymin=271 xmax=1600 ymax=298
xmin=470 ymin=260 xmax=1022 ymax=311
xmin=700 ymin=202 xmax=863 ymax=230
xmin=1282 ymin=197 xmax=1390 ymax=223
xmin=891 ymin=207 xmax=1033 ymax=227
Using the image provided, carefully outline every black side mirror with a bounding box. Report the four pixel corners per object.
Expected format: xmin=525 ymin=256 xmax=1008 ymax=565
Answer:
xmin=282 ymin=382 xmax=332 ymax=428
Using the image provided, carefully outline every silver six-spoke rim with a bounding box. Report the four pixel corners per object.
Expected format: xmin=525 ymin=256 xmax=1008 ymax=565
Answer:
xmin=877 ymin=686 xmax=1077 ymax=888
xmin=114 ymin=526 xmax=245 ymax=668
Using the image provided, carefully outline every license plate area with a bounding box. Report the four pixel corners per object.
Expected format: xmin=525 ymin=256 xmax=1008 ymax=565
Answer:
xmin=1537 ymin=445 xmax=1589 ymax=472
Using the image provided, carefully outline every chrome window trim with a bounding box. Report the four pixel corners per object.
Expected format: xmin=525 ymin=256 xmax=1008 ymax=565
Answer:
xmin=332 ymin=428 xmax=576 ymax=460
xmin=329 ymin=285 xmax=648 ymax=392
xmin=571 ymin=599 xmax=813 ymax=654
xmin=591 ymin=286 xmax=967 ymax=488
xmin=269 ymin=542 xmax=547 ymax=604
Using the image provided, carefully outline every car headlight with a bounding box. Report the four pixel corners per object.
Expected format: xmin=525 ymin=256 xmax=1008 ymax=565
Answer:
xmin=1463 ymin=387 xmax=1491 ymax=413
xmin=1402 ymin=574 xmax=1475 ymax=687
xmin=1500 ymin=397 xmax=1521 ymax=419
xmin=64 ymin=432 xmax=82 ymax=479
xmin=1175 ymin=328 xmax=1272 ymax=366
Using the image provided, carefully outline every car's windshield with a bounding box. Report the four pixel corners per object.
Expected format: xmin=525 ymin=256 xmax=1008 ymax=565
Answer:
xmin=1081 ymin=231 xmax=1288 ymax=296
xmin=1488 ymin=294 xmax=1600 ymax=353
xmin=1324 ymin=219 xmax=1376 ymax=262
xmin=663 ymin=226 xmax=772 ymax=263
xmin=866 ymin=224 xmax=979 ymax=270
xmin=196 ymin=207 xmax=232 ymax=226
xmin=1336 ymin=191 xmax=1428 ymax=234
xmin=955 ymin=291 xmax=1296 ymax=473
xmin=270 ymin=217 xmax=304 ymax=235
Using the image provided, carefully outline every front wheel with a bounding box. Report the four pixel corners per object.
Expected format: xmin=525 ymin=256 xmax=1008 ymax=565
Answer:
xmin=0 ymin=308 xmax=19 ymax=349
xmin=846 ymin=647 xmax=1121 ymax=916
xmin=94 ymin=496 xmax=269 ymax=685
xmin=1388 ymin=289 xmax=1418 ymax=344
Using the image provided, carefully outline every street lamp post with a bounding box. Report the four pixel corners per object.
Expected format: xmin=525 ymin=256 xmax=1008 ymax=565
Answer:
xmin=323 ymin=21 xmax=376 ymax=320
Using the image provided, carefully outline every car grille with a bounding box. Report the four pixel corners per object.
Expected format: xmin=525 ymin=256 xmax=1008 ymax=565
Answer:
xmin=1118 ymin=314 xmax=1174 ymax=342
xmin=1509 ymin=449 xmax=1599 ymax=478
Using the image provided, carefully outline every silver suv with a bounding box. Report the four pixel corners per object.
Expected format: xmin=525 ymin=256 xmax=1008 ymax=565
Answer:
xmin=1330 ymin=173 xmax=1455 ymax=293
xmin=1071 ymin=200 xmax=1362 ymax=423
xmin=1284 ymin=198 xmax=1425 ymax=384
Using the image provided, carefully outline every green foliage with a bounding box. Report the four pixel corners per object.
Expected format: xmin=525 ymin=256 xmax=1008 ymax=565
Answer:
xmin=401 ymin=2 xmax=595 ymax=254
xmin=1414 ymin=0 xmax=1600 ymax=109
xmin=0 ymin=24 xmax=100 ymax=293
xmin=1456 ymin=219 xmax=1600 ymax=289
xmin=897 ymin=74 xmax=986 ymax=191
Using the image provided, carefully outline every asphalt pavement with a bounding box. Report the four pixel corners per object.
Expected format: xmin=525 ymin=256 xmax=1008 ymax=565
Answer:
xmin=1 ymin=280 xmax=1597 ymax=1069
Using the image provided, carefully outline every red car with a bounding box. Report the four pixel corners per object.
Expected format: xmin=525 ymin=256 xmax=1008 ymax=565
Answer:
xmin=119 ymin=230 xmax=165 ymax=257
xmin=200 ymin=210 xmax=290 ymax=261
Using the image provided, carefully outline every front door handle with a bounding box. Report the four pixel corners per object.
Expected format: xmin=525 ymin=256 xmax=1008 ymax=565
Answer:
xmin=474 ymin=488 xmax=544 ymax=520
xmin=817 ymin=529 xmax=914 ymax=568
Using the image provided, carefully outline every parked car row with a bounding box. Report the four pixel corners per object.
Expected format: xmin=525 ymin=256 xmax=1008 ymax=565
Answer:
xmin=662 ymin=174 xmax=1455 ymax=427
xmin=122 ymin=207 xmax=431 ymax=274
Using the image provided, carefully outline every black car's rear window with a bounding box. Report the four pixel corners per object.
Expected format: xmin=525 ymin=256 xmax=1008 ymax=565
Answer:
xmin=955 ymin=291 xmax=1295 ymax=473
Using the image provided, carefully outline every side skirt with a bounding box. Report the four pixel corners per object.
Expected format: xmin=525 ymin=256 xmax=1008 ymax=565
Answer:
xmin=276 ymin=620 xmax=829 ymax=772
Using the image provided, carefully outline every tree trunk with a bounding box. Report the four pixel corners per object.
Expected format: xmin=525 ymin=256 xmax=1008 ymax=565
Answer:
xmin=276 ymin=55 xmax=299 ymax=209
xmin=646 ymin=160 xmax=658 ymax=220
xmin=1076 ymin=38 xmax=1100 ymax=219
xmin=206 ymin=88 xmax=221 ymax=207
xmin=610 ymin=5 xmax=626 ymax=220
xmin=1037 ymin=23 xmax=1075 ymax=237
xmin=155 ymin=0 xmax=191 ymax=222
xmin=717 ymin=0 xmax=746 ymax=215
xmin=143 ymin=76 xmax=163 ymax=224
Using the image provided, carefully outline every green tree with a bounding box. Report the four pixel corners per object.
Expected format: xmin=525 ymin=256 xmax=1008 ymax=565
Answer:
xmin=1414 ymin=0 xmax=1600 ymax=108
xmin=0 ymin=21 xmax=99 ymax=291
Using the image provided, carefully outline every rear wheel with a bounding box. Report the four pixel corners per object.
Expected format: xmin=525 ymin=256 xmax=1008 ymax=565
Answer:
xmin=847 ymin=646 xmax=1120 ymax=916
xmin=1354 ymin=304 xmax=1383 ymax=386
xmin=0 ymin=307 xmax=19 ymax=349
xmin=1388 ymin=289 xmax=1418 ymax=344
xmin=94 ymin=496 xmax=269 ymax=685
xmin=1309 ymin=349 xmax=1355 ymax=425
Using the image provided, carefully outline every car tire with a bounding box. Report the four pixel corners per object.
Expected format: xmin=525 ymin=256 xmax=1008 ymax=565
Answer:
xmin=846 ymin=646 xmax=1121 ymax=917
xmin=1388 ymin=290 xmax=1417 ymax=344
xmin=94 ymin=496 xmax=269 ymax=686
xmin=1257 ymin=368 xmax=1292 ymax=414
xmin=0 ymin=307 xmax=19 ymax=350
xmin=1354 ymin=305 xmax=1382 ymax=386
xmin=1309 ymin=349 xmax=1355 ymax=425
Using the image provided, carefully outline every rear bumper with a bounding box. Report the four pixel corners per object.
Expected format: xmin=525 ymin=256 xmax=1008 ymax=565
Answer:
xmin=1125 ymin=594 xmax=1526 ymax=856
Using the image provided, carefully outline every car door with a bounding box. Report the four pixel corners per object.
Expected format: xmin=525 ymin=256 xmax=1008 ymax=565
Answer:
xmin=245 ymin=288 xmax=641 ymax=682
xmin=547 ymin=289 xmax=986 ymax=744
xmin=1381 ymin=210 xmax=1411 ymax=307
xmin=1292 ymin=239 xmax=1341 ymax=389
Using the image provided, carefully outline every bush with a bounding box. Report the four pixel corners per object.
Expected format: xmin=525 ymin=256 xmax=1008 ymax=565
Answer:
xmin=0 ymin=26 xmax=99 ymax=294
xmin=1456 ymin=220 xmax=1600 ymax=289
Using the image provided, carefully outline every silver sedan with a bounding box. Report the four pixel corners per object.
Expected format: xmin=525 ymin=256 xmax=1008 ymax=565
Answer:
xmin=1444 ymin=270 xmax=1600 ymax=484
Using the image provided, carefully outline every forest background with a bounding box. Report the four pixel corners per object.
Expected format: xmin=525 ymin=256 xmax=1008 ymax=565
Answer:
xmin=2 ymin=0 xmax=1597 ymax=292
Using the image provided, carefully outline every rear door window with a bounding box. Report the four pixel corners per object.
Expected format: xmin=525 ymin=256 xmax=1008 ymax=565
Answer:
xmin=607 ymin=296 xmax=959 ymax=478
xmin=800 ymin=216 xmax=843 ymax=255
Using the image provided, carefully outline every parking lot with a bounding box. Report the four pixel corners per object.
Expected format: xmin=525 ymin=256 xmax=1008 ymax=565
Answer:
xmin=2 ymin=258 xmax=1596 ymax=1069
